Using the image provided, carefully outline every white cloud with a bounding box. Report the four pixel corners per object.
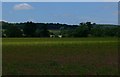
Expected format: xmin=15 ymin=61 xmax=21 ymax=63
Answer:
xmin=13 ymin=3 xmax=33 ymax=10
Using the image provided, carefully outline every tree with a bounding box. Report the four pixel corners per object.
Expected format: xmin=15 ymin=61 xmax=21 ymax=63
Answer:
xmin=116 ymin=26 xmax=120 ymax=37
xmin=60 ymin=28 xmax=75 ymax=37
xmin=104 ymin=27 xmax=118 ymax=37
xmin=91 ymin=26 xmax=105 ymax=37
xmin=23 ymin=21 xmax=37 ymax=37
xmin=35 ymin=25 xmax=50 ymax=37
xmin=74 ymin=25 xmax=89 ymax=37
xmin=86 ymin=22 xmax=92 ymax=30
xmin=4 ymin=24 xmax=23 ymax=37
xmin=79 ymin=22 xmax=93 ymax=35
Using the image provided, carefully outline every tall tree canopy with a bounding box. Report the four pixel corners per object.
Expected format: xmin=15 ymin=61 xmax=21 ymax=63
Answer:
xmin=23 ymin=21 xmax=37 ymax=37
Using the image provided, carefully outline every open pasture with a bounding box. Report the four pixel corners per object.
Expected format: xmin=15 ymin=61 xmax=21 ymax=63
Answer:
xmin=2 ymin=38 xmax=118 ymax=75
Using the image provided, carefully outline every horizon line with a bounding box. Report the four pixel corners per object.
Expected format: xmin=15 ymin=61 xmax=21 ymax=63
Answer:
xmin=0 ymin=20 xmax=118 ymax=25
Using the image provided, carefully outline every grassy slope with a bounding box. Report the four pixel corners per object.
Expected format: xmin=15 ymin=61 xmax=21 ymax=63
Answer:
xmin=2 ymin=38 xmax=118 ymax=75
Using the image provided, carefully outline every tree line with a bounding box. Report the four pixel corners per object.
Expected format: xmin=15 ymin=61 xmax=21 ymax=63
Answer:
xmin=1 ymin=21 xmax=120 ymax=38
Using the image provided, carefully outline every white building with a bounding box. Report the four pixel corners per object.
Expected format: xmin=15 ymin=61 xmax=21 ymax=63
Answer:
xmin=58 ymin=35 xmax=62 ymax=38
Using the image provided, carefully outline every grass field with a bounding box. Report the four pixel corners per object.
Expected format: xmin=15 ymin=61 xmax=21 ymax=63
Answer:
xmin=2 ymin=38 xmax=118 ymax=75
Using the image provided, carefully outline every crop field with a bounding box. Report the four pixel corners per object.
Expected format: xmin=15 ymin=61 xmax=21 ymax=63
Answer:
xmin=2 ymin=38 xmax=119 ymax=75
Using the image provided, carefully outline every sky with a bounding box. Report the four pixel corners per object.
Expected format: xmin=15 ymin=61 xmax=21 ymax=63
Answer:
xmin=1 ymin=0 xmax=120 ymax=2
xmin=2 ymin=2 xmax=118 ymax=25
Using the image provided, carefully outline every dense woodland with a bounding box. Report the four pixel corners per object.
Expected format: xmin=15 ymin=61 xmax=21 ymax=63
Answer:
xmin=0 ymin=21 xmax=120 ymax=38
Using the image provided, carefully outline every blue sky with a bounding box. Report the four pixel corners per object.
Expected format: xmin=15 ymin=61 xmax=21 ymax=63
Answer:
xmin=2 ymin=2 xmax=118 ymax=25
xmin=1 ymin=0 xmax=120 ymax=2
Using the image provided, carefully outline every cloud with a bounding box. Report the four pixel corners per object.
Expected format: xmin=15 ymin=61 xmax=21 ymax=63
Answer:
xmin=13 ymin=3 xmax=33 ymax=10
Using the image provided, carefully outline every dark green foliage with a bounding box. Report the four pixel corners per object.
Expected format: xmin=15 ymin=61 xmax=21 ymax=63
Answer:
xmin=86 ymin=22 xmax=93 ymax=31
xmin=74 ymin=25 xmax=89 ymax=37
xmin=4 ymin=24 xmax=23 ymax=37
xmin=104 ymin=27 xmax=118 ymax=37
xmin=91 ymin=26 xmax=119 ymax=37
xmin=60 ymin=27 xmax=75 ymax=37
xmin=23 ymin=21 xmax=37 ymax=37
xmin=91 ymin=26 xmax=105 ymax=37
xmin=60 ymin=22 xmax=93 ymax=37
xmin=116 ymin=26 xmax=120 ymax=37
xmin=1 ymin=21 xmax=119 ymax=38
xmin=35 ymin=25 xmax=50 ymax=37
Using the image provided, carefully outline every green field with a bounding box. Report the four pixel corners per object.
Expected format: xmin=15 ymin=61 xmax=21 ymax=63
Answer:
xmin=2 ymin=38 xmax=118 ymax=75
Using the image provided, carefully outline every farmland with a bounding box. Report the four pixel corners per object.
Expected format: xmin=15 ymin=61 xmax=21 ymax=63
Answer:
xmin=2 ymin=38 xmax=118 ymax=75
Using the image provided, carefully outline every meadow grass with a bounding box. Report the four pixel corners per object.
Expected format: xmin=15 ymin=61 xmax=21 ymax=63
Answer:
xmin=2 ymin=37 xmax=118 ymax=75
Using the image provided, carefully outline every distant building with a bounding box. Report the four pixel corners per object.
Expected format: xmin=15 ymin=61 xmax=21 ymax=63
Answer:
xmin=58 ymin=35 xmax=62 ymax=38
xmin=50 ymin=34 xmax=55 ymax=38
xmin=20 ymin=29 xmax=23 ymax=32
